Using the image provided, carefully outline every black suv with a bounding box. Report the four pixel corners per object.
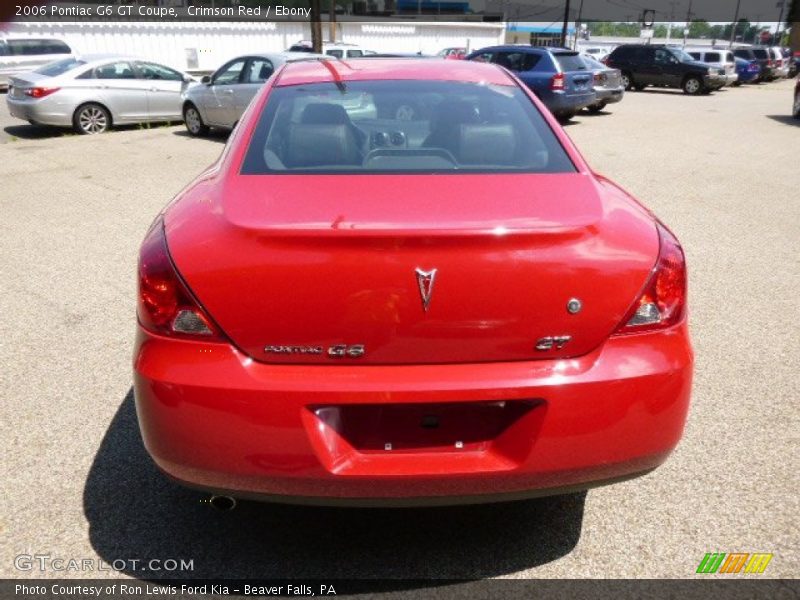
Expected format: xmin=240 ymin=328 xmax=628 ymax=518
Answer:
xmin=605 ymin=44 xmax=725 ymax=95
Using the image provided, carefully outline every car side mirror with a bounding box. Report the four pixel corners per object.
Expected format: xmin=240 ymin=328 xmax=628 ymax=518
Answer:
xmin=201 ymin=75 xmax=211 ymax=85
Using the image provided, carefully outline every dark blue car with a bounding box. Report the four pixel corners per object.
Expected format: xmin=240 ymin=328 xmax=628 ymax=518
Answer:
xmin=734 ymin=57 xmax=760 ymax=85
xmin=466 ymin=45 xmax=595 ymax=120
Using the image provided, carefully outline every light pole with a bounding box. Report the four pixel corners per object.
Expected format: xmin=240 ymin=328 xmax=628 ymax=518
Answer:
xmin=683 ymin=0 xmax=693 ymax=47
xmin=774 ymin=1 xmax=786 ymax=45
xmin=573 ymin=0 xmax=585 ymax=50
xmin=561 ymin=0 xmax=572 ymax=47
xmin=729 ymin=0 xmax=741 ymax=48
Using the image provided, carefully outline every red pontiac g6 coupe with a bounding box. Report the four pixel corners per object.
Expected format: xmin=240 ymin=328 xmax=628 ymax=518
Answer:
xmin=134 ymin=59 xmax=693 ymax=506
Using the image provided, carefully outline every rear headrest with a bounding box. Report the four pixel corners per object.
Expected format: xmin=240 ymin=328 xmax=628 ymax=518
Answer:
xmin=428 ymin=101 xmax=479 ymax=133
xmin=301 ymin=103 xmax=350 ymax=125
xmin=258 ymin=64 xmax=273 ymax=80
xmin=285 ymin=123 xmax=361 ymax=168
xmin=457 ymin=124 xmax=516 ymax=165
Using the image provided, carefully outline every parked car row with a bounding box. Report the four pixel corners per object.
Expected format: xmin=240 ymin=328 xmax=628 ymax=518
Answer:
xmin=464 ymin=45 xmax=621 ymax=120
xmin=5 ymin=39 xmax=798 ymax=135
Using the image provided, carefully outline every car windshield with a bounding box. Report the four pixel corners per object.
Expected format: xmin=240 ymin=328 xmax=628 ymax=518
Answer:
xmin=241 ymin=80 xmax=576 ymax=174
xmin=553 ymin=53 xmax=587 ymax=72
xmin=34 ymin=58 xmax=86 ymax=76
xmin=669 ymin=48 xmax=695 ymax=62
xmin=581 ymin=55 xmax=605 ymax=69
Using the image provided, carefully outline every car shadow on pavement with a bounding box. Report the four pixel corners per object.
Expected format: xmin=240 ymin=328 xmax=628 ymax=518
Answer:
xmin=173 ymin=129 xmax=230 ymax=143
xmin=3 ymin=124 xmax=70 ymax=140
xmin=84 ymin=389 xmax=586 ymax=585
xmin=766 ymin=115 xmax=800 ymax=127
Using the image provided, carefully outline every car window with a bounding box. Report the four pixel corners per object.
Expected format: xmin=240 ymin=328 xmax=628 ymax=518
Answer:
xmin=705 ymin=52 xmax=720 ymax=62
xmin=325 ymin=49 xmax=344 ymax=58
xmin=213 ymin=59 xmax=246 ymax=85
xmin=7 ymin=39 xmax=71 ymax=56
xmin=553 ymin=53 xmax=587 ymax=71
xmin=670 ymin=48 xmax=694 ymax=62
xmin=688 ymin=52 xmax=701 ymax=60
xmin=752 ymin=49 xmax=768 ymax=59
xmin=346 ymin=50 xmax=363 ymax=58
xmin=726 ymin=52 xmax=734 ymax=62
xmin=581 ymin=55 xmax=604 ymax=69
xmin=654 ymin=49 xmax=674 ymax=64
xmin=611 ymin=46 xmax=632 ymax=59
xmin=632 ymin=47 xmax=652 ymax=61
xmin=90 ymin=61 xmax=137 ymax=80
xmin=34 ymin=57 xmax=86 ymax=76
xmin=241 ymin=80 xmax=576 ymax=175
xmin=137 ymin=62 xmax=183 ymax=81
xmin=470 ymin=51 xmax=494 ymax=63
xmin=245 ymin=58 xmax=275 ymax=83
xmin=493 ymin=51 xmax=538 ymax=72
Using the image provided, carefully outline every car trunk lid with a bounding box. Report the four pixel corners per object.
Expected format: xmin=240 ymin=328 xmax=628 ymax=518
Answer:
xmin=166 ymin=173 xmax=658 ymax=365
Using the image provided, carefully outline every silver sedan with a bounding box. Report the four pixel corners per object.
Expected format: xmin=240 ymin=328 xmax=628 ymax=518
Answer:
xmin=580 ymin=53 xmax=625 ymax=114
xmin=181 ymin=52 xmax=324 ymax=136
xmin=6 ymin=54 xmax=195 ymax=134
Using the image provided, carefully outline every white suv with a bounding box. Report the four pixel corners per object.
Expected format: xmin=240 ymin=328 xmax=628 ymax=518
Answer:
xmin=686 ymin=48 xmax=738 ymax=86
xmin=287 ymin=41 xmax=367 ymax=59
xmin=0 ymin=38 xmax=74 ymax=90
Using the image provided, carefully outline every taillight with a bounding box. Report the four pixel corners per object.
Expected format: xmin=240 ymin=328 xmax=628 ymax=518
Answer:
xmin=613 ymin=224 xmax=687 ymax=335
xmin=600 ymin=57 xmax=609 ymax=65
xmin=593 ymin=72 xmax=605 ymax=84
xmin=137 ymin=219 xmax=224 ymax=340
xmin=550 ymin=73 xmax=565 ymax=90
xmin=24 ymin=87 xmax=60 ymax=98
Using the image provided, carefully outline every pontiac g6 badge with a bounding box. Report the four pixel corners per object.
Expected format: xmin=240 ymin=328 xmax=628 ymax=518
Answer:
xmin=415 ymin=267 xmax=437 ymax=312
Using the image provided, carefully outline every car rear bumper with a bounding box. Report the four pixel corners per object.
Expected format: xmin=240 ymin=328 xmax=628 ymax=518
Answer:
xmin=593 ymin=87 xmax=625 ymax=104
xmin=6 ymin=95 xmax=72 ymax=126
xmin=541 ymin=90 xmax=597 ymax=114
xmin=133 ymin=322 xmax=693 ymax=505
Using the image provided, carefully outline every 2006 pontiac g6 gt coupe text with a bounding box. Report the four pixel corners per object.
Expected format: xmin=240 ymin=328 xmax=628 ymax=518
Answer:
xmin=133 ymin=58 xmax=693 ymax=506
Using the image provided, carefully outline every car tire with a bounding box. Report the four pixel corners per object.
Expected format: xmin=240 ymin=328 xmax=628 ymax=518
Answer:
xmin=184 ymin=104 xmax=209 ymax=137
xmin=621 ymin=71 xmax=633 ymax=91
xmin=633 ymin=84 xmax=647 ymax=91
xmin=73 ymin=103 xmax=111 ymax=135
xmin=586 ymin=102 xmax=606 ymax=113
xmin=557 ymin=112 xmax=576 ymax=122
xmin=793 ymin=93 xmax=800 ymax=120
xmin=682 ymin=76 xmax=703 ymax=95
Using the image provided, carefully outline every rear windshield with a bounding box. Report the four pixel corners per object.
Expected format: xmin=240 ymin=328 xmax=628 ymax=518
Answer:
xmin=752 ymin=49 xmax=768 ymax=59
xmin=553 ymin=53 xmax=587 ymax=72
xmin=241 ymin=80 xmax=575 ymax=174
xmin=34 ymin=57 xmax=86 ymax=76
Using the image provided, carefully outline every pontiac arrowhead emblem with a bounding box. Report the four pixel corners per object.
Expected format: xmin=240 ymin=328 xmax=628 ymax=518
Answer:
xmin=415 ymin=268 xmax=437 ymax=312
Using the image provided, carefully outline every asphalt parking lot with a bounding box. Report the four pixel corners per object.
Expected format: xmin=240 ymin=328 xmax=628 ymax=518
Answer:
xmin=1 ymin=80 xmax=798 ymax=582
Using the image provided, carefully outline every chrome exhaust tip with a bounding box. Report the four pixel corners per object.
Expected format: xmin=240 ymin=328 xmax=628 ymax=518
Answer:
xmin=209 ymin=495 xmax=237 ymax=512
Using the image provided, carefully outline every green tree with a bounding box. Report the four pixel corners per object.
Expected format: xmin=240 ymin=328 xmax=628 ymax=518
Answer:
xmin=688 ymin=19 xmax=711 ymax=38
